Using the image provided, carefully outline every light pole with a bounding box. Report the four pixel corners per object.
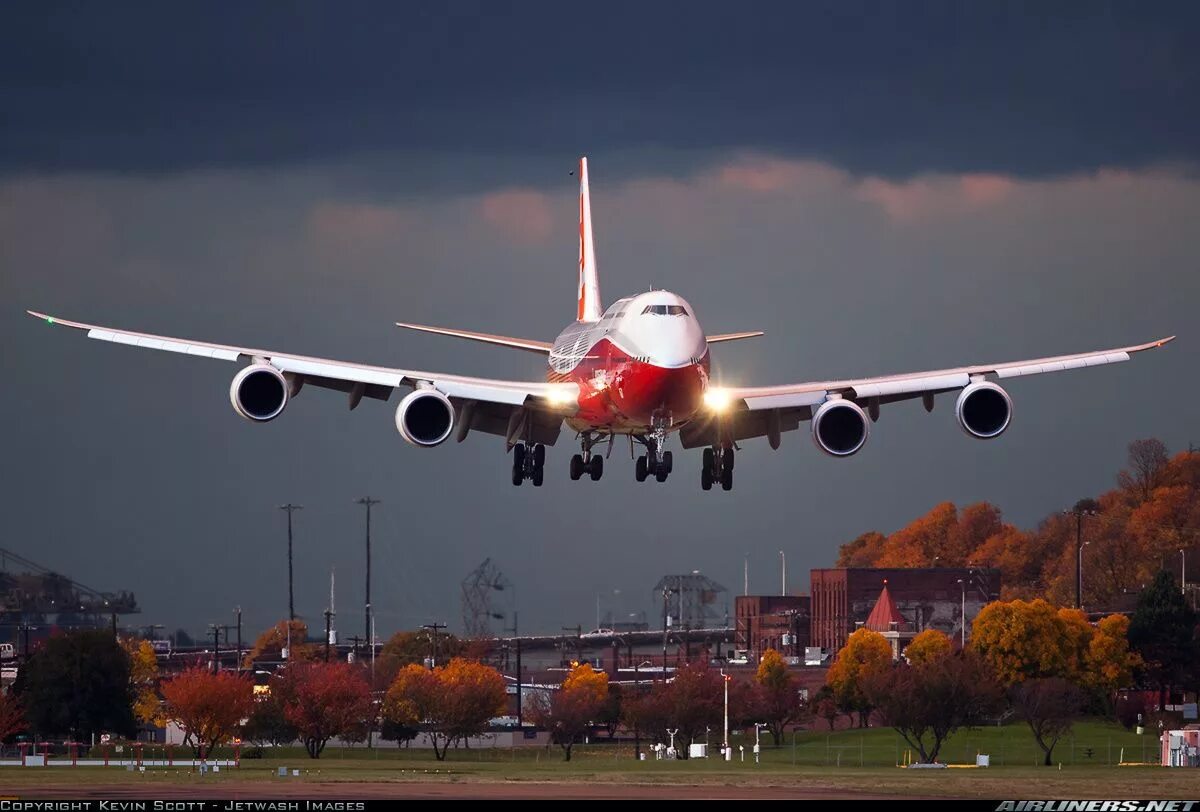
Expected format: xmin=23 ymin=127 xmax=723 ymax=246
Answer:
xmin=278 ymin=503 xmax=302 ymax=621
xmin=1182 ymin=549 xmax=1187 ymax=597
xmin=779 ymin=550 xmax=786 ymax=596
xmin=956 ymin=578 xmax=966 ymax=648
xmin=721 ymin=669 xmax=730 ymax=760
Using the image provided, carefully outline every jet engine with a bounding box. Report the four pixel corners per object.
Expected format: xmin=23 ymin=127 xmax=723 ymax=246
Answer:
xmin=230 ymin=364 xmax=288 ymax=422
xmin=395 ymin=389 xmax=455 ymax=447
xmin=811 ymin=398 xmax=869 ymax=457
xmin=955 ymin=381 xmax=1012 ymax=439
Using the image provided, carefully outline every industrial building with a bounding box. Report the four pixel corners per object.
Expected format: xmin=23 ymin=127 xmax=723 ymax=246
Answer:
xmin=733 ymin=595 xmax=810 ymax=660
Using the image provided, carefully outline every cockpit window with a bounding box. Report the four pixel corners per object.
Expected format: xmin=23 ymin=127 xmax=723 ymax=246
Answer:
xmin=641 ymin=305 xmax=688 ymax=316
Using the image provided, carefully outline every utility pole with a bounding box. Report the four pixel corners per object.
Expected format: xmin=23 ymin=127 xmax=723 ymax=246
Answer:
xmin=210 ymin=624 xmax=221 ymax=674
xmin=562 ymin=625 xmax=582 ymax=664
xmin=506 ymin=611 xmax=522 ymax=727
xmin=1066 ymin=499 xmax=1100 ymax=610
xmin=661 ymin=586 xmax=672 ymax=670
xmin=355 ymin=497 xmax=381 ymax=643
xmin=234 ymin=606 xmax=242 ymax=673
xmin=421 ymin=623 xmax=446 ymax=667
xmin=324 ymin=609 xmax=334 ymax=662
xmin=744 ymin=554 xmax=749 ymax=597
xmin=279 ymin=503 xmax=303 ymax=621
xmin=779 ymin=550 xmax=787 ymax=596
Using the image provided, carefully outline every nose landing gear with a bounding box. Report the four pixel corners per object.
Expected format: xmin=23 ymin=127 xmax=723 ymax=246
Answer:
xmin=511 ymin=442 xmax=546 ymax=487
xmin=701 ymin=446 xmax=734 ymax=491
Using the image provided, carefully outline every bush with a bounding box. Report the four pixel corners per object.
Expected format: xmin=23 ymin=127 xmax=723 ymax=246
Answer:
xmin=1115 ymin=694 xmax=1145 ymax=730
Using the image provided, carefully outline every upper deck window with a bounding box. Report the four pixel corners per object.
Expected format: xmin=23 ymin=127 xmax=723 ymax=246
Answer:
xmin=641 ymin=305 xmax=688 ymax=316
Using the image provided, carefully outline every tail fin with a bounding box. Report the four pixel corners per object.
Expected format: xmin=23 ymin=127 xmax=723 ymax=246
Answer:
xmin=577 ymin=156 xmax=602 ymax=321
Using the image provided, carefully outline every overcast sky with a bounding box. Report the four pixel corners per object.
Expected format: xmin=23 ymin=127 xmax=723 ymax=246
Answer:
xmin=1 ymin=3 xmax=1197 ymax=641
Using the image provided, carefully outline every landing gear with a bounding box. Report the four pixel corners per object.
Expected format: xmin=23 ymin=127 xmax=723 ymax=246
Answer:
xmin=635 ymin=437 xmax=673 ymax=483
xmin=701 ymin=446 xmax=734 ymax=491
xmin=511 ymin=442 xmax=546 ymax=487
xmin=569 ymin=433 xmax=605 ymax=482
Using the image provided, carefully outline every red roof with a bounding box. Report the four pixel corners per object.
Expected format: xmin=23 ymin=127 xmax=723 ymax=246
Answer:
xmin=864 ymin=582 xmax=906 ymax=632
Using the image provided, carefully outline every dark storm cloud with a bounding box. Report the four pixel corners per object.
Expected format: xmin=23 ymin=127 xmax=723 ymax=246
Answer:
xmin=2 ymin=2 xmax=1197 ymax=180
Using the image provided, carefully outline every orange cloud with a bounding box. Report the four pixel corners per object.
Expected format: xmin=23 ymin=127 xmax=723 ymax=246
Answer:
xmin=307 ymin=201 xmax=418 ymax=242
xmin=856 ymin=172 xmax=1018 ymax=222
xmin=478 ymin=188 xmax=553 ymax=243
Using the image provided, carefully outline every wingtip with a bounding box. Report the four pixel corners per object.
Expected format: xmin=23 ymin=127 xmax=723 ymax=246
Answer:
xmin=27 ymin=310 xmax=53 ymax=324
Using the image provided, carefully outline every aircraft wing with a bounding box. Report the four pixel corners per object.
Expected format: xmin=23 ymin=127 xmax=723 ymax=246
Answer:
xmin=27 ymin=311 xmax=577 ymax=446
xmin=680 ymin=336 xmax=1175 ymax=448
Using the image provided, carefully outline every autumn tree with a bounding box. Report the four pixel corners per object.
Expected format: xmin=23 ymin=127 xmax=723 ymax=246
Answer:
xmin=243 ymin=620 xmax=316 ymax=667
xmin=14 ymin=629 xmax=137 ymax=741
xmin=121 ymin=638 xmax=162 ymax=726
xmin=812 ymin=685 xmax=840 ymax=730
xmin=160 ymin=667 xmax=254 ymax=758
xmin=640 ymin=662 xmax=724 ymax=758
xmin=1118 ymin=438 xmax=1170 ymax=502
xmin=1128 ymin=570 xmax=1199 ymax=710
xmin=277 ymin=661 xmax=373 ymax=758
xmin=530 ymin=663 xmax=609 ymax=761
xmin=970 ymin=599 xmax=1089 ymax=685
xmin=619 ymin=687 xmax=657 ymax=760
xmin=383 ymin=658 xmax=505 ymax=761
xmin=1011 ymin=678 xmax=1086 ymax=766
xmin=376 ymin=629 xmax=466 ymax=684
xmin=0 ymin=692 xmax=26 ymax=742
xmin=866 ymin=652 xmax=1003 ymax=763
xmin=1083 ymin=614 xmax=1141 ymax=697
xmin=241 ymin=691 xmax=297 ymax=748
xmin=754 ymin=649 xmax=807 ymax=745
xmin=825 ymin=628 xmax=893 ymax=726
xmin=904 ymin=629 xmax=953 ymax=666
xmin=836 ymin=532 xmax=887 ymax=568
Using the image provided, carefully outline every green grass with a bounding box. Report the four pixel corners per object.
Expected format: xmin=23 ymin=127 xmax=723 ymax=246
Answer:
xmin=0 ymin=720 xmax=1180 ymax=798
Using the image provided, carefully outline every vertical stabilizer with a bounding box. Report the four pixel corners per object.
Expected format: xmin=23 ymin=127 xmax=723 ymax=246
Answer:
xmin=577 ymin=157 xmax=602 ymax=321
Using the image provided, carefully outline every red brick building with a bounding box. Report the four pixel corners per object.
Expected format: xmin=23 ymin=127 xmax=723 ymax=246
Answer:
xmin=810 ymin=567 xmax=1000 ymax=652
xmin=734 ymin=595 xmax=810 ymax=660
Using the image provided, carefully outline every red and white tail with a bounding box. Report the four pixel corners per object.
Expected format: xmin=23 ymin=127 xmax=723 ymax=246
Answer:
xmin=577 ymin=156 xmax=602 ymax=322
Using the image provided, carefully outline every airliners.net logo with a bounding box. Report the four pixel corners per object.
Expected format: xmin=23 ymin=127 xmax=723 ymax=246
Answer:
xmin=997 ymin=803 xmax=1198 ymax=811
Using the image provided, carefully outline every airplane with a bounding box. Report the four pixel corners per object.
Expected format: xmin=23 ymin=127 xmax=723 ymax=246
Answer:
xmin=28 ymin=157 xmax=1175 ymax=491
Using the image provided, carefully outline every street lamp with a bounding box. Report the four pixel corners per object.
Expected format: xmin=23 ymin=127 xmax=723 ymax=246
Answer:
xmin=779 ymin=550 xmax=786 ymax=596
xmin=720 ymin=669 xmax=731 ymax=761
xmin=956 ymin=579 xmax=966 ymax=648
xmin=1182 ymin=549 xmax=1187 ymax=597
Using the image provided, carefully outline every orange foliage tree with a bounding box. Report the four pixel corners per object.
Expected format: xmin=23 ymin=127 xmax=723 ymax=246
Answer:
xmin=121 ymin=638 xmax=162 ymax=726
xmin=0 ymin=691 xmax=26 ymax=742
xmin=277 ymin=661 xmax=373 ymax=758
xmin=382 ymin=658 xmax=506 ymax=761
xmin=530 ymin=663 xmax=609 ymax=761
xmin=970 ymin=599 xmax=1138 ymax=694
xmin=160 ymin=667 xmax=254 ymax=758
xmin=904 ymin=629 xmax=953 ymax=666
xmin=754 ymin=648 xmax=807 ymax=745
xmin=243 ymin=620 xmax=316 ymax=667
xmin=825 ymin=628 xmax=893 ymax=726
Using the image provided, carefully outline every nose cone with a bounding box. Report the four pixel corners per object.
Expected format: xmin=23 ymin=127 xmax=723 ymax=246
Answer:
xmin=614 ymin=361 xmax=707 ymax=422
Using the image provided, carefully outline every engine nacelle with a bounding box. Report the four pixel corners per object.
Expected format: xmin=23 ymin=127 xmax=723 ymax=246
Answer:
xmin=230 ymin=364 xmax=288 ymax=422
xmin=395 ymin=389 xmax=455 ymax=447
xmin=811 ymin=398 xmax=869 ymax=457
xmin=955 ymin=381 xmax=1012 ymax=439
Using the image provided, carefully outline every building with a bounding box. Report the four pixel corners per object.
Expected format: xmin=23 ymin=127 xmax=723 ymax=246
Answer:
xmin=734 ymin=595 xmax=810 ymax=660
xmin=810 ymin=567 xmax=1000 ymax=652
xmin=861 ymin=581 xmax=913 ymax=660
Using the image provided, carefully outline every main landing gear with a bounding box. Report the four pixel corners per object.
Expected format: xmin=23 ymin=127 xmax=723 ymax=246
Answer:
xmin=700 ymin=446 xmax=734 ymax=491
xmin=634 ymin=437 xmax=673 ymax=483
xmin=511 ymin=442 xmax=545 ymax=487
xmin=569 ymin=433 xmax=605 ymax=482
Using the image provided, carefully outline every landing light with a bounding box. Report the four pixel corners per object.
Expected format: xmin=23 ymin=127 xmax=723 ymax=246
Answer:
xmin=545 ymin=388 xmax=576 ymax=406
xmin=704 ymin=388 xmax=732 ymax=412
